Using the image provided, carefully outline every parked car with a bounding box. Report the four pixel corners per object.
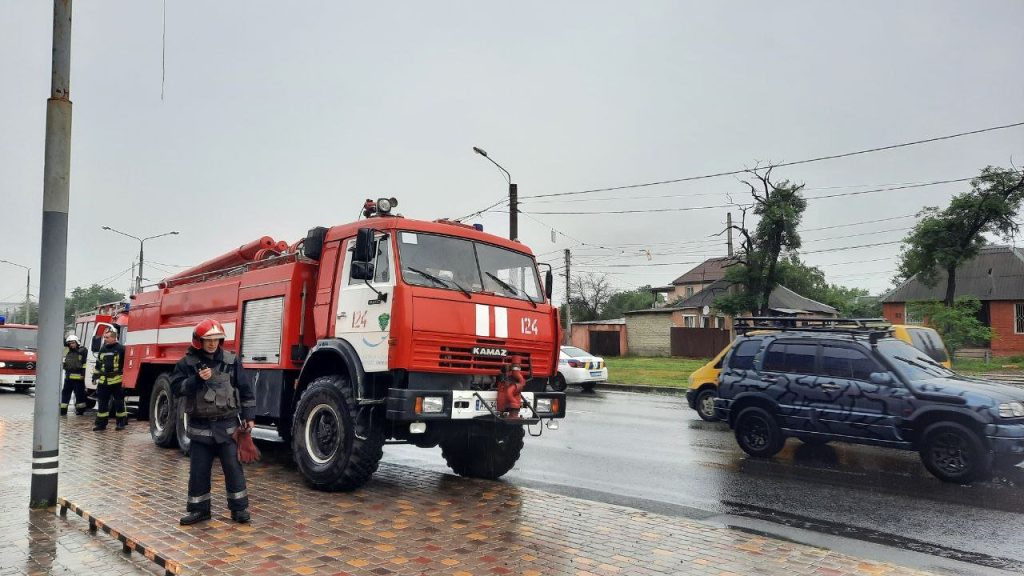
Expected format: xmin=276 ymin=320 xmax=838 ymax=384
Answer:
xmin=553 ymin=346 xmax=607 ymax=392
xmin=686 ymin=320 xmax=952 ymax=422
xmin=714 ymin=325 xmax=1024 ymax=483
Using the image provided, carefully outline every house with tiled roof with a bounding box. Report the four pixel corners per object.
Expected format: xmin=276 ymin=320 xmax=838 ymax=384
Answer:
xmin=665 ymin=256 xmax=736 ymax=304
xmin=881 ymin=245 xmax=1024 ymax=357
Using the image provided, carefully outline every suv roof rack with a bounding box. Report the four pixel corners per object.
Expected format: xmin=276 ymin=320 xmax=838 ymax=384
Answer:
xmin=733 ymin=316 xmax=894 ymax=343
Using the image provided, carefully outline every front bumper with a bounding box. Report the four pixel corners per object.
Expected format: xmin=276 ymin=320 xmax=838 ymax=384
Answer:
xmin=986 ymin=422 xmax=1024 ymax=455
xmin=0 ymin=374 xmax=35 ymax=386
xmin=387 ymin=388 xmax=567 ymax=422
xmin=685 ymin=388 xmax=699 ymax=409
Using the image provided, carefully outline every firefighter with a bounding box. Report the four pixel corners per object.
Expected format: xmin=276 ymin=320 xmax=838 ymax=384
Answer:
xmin=92 ymin=328 xmax=128 ymax=431
xmin=171 ymin=319 xmax=256 ymax=525
xmin=60 ymin=334 xmax=89 ymax=415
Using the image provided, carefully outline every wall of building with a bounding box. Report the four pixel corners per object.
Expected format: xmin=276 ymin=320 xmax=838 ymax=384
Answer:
xmin=669 ymin=282 xmax=713 ymax=304
xmin=625 ymin=312 xmax=672 ymax=356
xmin=569 ymin=324 xmax=628 ymax=356
xmin=883 ymin=302 xmax=904 ymax=324
xmin=990 ymin=300 xmax=1024 ymax=356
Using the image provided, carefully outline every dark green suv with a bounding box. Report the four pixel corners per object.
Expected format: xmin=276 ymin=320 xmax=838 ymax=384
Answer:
xmin=715 ymin=326 xmax=1024 ymax=483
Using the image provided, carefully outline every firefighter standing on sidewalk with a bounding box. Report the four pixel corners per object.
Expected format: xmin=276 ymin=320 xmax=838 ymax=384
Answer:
xmin=92 ymin=329 xmax=128 ymax=431
xmin=60 ymin=334 xmax=89 ymax=415
xmin=172 ymin=319 xmax=256 ymax=525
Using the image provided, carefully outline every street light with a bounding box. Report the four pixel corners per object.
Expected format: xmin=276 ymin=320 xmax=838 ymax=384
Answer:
xmin=472 ymin=146 xmax=518 ymax=241
xmin=101 ymin=226 xmax=179 ymax=294
xmin=0 ymin=259 xmax=30 ymax=324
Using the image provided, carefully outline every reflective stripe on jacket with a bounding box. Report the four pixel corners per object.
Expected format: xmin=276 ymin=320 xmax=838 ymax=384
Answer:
xmin=95 ymin=342 xmax=125 ymax=386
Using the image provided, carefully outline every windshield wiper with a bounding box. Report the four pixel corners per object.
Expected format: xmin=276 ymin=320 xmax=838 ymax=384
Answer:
xmin=485 ymin=272 xmax=536 ymax=308
xmin=406 ymin=267 xmax=471 ymax=299
xmin=894 ymin=355 xmax=947 ymax=375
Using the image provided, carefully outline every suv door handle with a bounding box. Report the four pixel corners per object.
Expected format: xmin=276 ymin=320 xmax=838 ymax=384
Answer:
xmin=760 ymin=376 xmax=777 ymax=383
xmin=820 ymin=382 xmax=841 ymax=391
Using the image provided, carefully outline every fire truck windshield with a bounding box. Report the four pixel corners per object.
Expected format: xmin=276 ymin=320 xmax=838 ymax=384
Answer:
xmin=397 ymin=231 xmax=542 ymax=302
xmin=0 ymin=326 xmax=38 ymax=350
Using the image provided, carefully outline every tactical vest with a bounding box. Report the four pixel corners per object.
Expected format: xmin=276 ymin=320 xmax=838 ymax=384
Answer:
xmin=185 ymin=351 xmax=240 ymax=420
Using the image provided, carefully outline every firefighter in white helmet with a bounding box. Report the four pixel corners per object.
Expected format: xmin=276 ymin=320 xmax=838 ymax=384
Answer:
xmin=171 ymin=318 xmax=256 ymax=525
xmin=60 ymin=333 xmax=89 ymax=415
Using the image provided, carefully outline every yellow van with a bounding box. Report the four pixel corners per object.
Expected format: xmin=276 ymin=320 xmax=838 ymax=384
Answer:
xmin=685 ymin=324 xmax=952 ymax=422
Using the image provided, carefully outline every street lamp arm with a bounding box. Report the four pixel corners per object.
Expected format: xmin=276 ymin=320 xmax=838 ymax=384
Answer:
xmin=141 ymin=230 xmax=180 ymax=242
xmin=101 ymin=226 xmax=141 ymax=243
xmin=473 ymin=146 xmax=511 ymax=184
xmin=0 ymin=259 xmax=29 ymax=271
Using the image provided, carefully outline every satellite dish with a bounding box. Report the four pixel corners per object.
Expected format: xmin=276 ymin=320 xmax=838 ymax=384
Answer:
xmin=701 ymin=305 xmax=710 ymax=316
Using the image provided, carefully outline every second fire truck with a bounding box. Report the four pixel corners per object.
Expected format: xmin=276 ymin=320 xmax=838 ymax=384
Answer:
xmin=96 ymin=198 xmax=566 ymax=490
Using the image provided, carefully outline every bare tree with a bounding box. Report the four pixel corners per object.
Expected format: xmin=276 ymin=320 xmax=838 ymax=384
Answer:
xmin=570 ymin=273 xmax=613 ymax=321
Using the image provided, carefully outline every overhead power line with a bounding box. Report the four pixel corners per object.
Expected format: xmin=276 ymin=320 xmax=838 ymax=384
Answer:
xmin=523 ymin=120 xmax=1024 ymax=200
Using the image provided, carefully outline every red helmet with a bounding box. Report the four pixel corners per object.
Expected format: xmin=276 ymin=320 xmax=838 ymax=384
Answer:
xmin=191 ymin=319 xmax=226 ymax=349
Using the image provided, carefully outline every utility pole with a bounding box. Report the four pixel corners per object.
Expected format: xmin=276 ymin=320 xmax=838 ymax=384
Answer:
xmin=31 ymin=0 xmax=73 ymax=509
xmin=564 ymin=249 xmax=572 ymax=344
xmin=726 ymin=212 xmax=734 ymax=257
xmin=509 ymin=182 xmax=518 ymax=241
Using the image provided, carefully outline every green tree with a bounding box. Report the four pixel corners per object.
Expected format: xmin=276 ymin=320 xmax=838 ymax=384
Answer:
xmin=907 ymin=297 xmax=992 ymax=356
xmin=602 ymin=286 xmax=659 ymax=319
xmin=775 ymin=255 xmax=881 ymax=317
xmin=715 ymin=167 xmax=807 ymax=315
xmin=896 ymin=166 xmax=1024 ymax=306
xmin=65 ymin=284 xmax=126 ymax=326
xmin=8 ymin=302 xmax=39 ymax=325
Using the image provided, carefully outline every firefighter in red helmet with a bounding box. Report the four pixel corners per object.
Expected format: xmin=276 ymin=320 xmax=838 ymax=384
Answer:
xmin=171 ymin=319 xmax=257 ymax=525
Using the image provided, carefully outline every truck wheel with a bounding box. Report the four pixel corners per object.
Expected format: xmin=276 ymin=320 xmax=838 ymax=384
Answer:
xmin=695 ymin=388 xmax=719 ymax=422
xmin=439 ymin=422 xmax=525 ymax=480
xmin=291 ymin=376 xmax=384 ymax=491
xmin=175 ymin=400 xmax=191 ymax=457
xmin=734 ymin=406 xmax=785 ymax=458
xmin=149 ymin=374 xmax=178 ymax=448
xmin=919 ymin=422 xmax=991 ymax=484
xmin=551 ymin=374 xmax=567 ymax=392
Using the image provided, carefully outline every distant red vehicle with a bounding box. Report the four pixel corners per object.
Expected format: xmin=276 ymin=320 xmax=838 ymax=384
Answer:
xmin=0 ymin=317 xmax=37 ymax=392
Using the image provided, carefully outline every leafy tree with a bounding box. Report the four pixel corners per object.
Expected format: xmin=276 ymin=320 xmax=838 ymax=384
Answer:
xmin=714 ymin=167 xmax=807 ymax=315
xmin=907 ymin=297 xmax=992 ymax=356
xmin=7 ymin=302 xmax=39 ymax=325
xmin=602 ymin=286 xmax=659 ymax=319
xmin=896 ymin=166 xmax=1024 ymax=306
xmin=64 ymin=285 xmax=126 ymax=326
xmin=775 ymin=255 xmax=881 ymax=317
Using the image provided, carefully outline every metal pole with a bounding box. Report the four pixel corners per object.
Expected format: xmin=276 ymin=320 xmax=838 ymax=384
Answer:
xmin=726 ymin=212 xmax=734 ymax=257
xmin=31 ymin=0 xmax=72 ymax=509
xmin=509 ymin=183 xmax=518 ymax=241
xmin=137 ymin=239 xmax=144 ymax=295
xmin=25 ymin=268 xmax=31 ymax=324
xmin=564 ymin=249 xmax=571 ymax=344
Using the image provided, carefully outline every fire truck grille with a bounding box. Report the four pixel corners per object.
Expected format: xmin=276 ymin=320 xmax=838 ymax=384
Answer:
xmin=1 ymin=361 xmax=35 ymax=370
xmin=438 ymin=345 xmax=532 ymax=373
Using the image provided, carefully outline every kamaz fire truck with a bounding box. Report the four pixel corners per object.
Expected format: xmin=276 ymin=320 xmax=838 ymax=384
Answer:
xmin=100 ymin=198 xmax=566 ymax=490
xmin=0 ymin=316 xmax=37 ymax=392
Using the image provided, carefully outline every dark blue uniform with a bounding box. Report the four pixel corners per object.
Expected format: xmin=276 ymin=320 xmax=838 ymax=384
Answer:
xmin=171 ymin=347 xmax=256 ymax=516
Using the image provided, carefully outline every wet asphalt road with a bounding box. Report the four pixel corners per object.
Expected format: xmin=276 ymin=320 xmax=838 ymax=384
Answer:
xmin=383 ymin=389 xmax=1024 ymax=575
xmin=6 ymin=385 xmax=1022 ymax=574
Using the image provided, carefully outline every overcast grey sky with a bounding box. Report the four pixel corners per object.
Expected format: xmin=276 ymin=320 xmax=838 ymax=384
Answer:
xmin=2 ymin=1 xmax=1022 ymax=307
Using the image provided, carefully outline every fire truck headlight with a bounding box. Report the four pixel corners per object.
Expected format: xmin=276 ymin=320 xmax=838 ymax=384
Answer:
xmin=417 ymin=396 xmax=444 ymax=414
xmin=0 ymin=362 xmax=5 ymax=368
xmin=377 ymin=197 xmax=397 ymax=214
xmin=535 ymin=398 xmax=553 ymax=413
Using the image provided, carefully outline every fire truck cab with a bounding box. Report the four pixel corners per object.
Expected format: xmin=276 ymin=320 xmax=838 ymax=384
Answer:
xmin=73 ymin=301 xmax=130 ymax=406
xmin=119 ymin=198 xmax=566 ymax=491
xmin=0 ymin=316 xmax=37 ymax=392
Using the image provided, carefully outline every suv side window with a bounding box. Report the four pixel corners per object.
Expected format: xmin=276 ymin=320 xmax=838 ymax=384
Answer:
xmin=729 ymin=339 xmax=761 ymax=370
xmin=763 ymin=342 xmax=816 ymax=374
xmin=821 ymin=345 xmax=880 ymax=381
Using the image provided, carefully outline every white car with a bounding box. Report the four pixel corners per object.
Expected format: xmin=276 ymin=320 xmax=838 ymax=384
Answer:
xmin=553 ymin=345 xmax=607 ymax=392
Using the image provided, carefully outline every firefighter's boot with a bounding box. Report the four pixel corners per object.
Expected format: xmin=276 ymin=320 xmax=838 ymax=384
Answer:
xmin=59 ymin=405 xmax=68 ymax=416
xmin=115 ymin=416 xmax=128 ymax=431
xmin=231 ymin=509 xmax=251 ymax=523
xmin=179 ymin=511 xmax=211 ymax=526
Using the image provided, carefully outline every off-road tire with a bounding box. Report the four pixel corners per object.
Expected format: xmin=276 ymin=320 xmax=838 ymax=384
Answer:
xmin=551 ymin=374 xmax=568 ymax=392
xmin=695 ymin=388 xmax=719 ymax=422
xmin=919 ymin=422 xmax=992 ymax=484
xmin=439 ymin=422 xmax=525 ymax=480
xmin=175 ymin=399 xmax=191 ymax=457
xmin=291 ymin=376 xmax=384 ymax=491
xmin=149 ymin=373 xmax=178 ymax=448
xmin=734 ymin=406 xmax=785 ymax=458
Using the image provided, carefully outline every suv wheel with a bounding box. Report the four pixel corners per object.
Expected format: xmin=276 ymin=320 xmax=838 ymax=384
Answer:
xmin=919 ymin=422 xmax=992 ymax=484
xmin=734 ymin=406 xmax=784 ymax=458
xmin=695 ymin=389 xmax=719 ymax=422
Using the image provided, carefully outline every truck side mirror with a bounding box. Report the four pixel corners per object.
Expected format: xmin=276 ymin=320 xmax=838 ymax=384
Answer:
xmin=91 ymin=335 xmax=102 ymax=353
xmin=353 ymin=228 xmax=376 ymax=263
xmin=351 ymin=261 xmax=375 ymax=281
xmin=545 ymin=269 xmax=554 ymax=300
xmin=869 ymin=372 xmax=894 ymax=386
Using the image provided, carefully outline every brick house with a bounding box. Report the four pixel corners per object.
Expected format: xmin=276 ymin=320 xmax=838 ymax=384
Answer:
xmin=881 ymin=245 xmax=1024 ymax=357
xmin=664 ymin=257 xmax=736 ymax=304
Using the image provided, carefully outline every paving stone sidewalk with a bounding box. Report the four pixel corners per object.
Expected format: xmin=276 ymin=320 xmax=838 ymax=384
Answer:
xmin=0 ymin=411 xmax=935 ymax=576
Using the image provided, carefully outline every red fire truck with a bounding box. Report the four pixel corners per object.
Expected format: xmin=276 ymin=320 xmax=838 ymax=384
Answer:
xmin=110 ymin=198 xmax=566 ymax=490
xmin=0 ymin=317 xmax=37 ymax=392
